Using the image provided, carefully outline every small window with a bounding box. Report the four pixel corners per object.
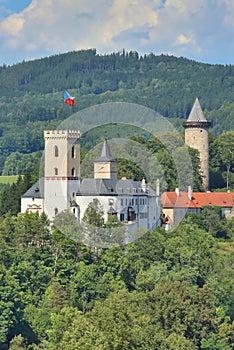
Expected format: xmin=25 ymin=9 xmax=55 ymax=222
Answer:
xmin=120 ymin=199 xmax=124 ymax=206
xmin=109 ymin=198 xmax=114 ymax=205
xmin=54 ymin=208 xmax=58 ymax=216
xmin=120 ymin=213 xmax=125 ymax=222
xmin=54 ymin=168 xmax=58 ymax=175
xmin=71 ymin=145 xmax=75 ymax=159
xmin=54 ymin=145 xmax=59 ymax=157
xmin=73 ymin=208 xmax=76 ymax=214
xmin=71 ymin=167 xmax=75 ymax=176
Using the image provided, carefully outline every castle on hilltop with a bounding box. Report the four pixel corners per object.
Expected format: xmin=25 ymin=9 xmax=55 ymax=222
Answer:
xmin=22 ymin=98 xmax=226 ymax=230
xmin=21 ymin=130 xmax=161 ymax=233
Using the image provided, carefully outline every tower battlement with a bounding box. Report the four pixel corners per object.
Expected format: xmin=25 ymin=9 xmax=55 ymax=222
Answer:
xmin=183 ymin=121 xmax=211 ymax=129
xmin=44 ymin=129 xmax=81 ymax=139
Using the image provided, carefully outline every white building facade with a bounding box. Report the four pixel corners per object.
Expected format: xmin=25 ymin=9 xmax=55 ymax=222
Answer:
xmin=21 ymin=130 xmax=161 ymax=233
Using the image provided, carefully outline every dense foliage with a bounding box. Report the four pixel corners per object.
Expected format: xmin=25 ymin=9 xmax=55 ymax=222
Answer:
xmin=0 ymin=210 xmax=233 ymax=349
xmin=0 ymin=49 xmax=234 ymax=349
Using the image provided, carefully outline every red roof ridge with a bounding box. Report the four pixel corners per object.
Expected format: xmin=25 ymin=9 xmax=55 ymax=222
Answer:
xmin=161 ymin=191 xmax=233 ymax=208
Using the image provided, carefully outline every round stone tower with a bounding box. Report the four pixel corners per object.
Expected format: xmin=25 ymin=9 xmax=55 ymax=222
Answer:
xmin=183 ymin=98 xmax=211 ymax=191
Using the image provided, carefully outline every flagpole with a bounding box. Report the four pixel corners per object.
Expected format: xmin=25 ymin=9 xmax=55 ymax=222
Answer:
xmin=62 ymin=98 xmax=64 ymax=121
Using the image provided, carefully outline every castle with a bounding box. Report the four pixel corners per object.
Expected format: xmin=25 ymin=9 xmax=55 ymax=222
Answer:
xmin=21 ymin=130 xmax=161 ymax=233
xmin=22 ymin=98 xmax=223 ymax=230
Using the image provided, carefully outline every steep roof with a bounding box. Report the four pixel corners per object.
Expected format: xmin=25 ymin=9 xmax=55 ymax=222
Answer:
xmin=187 ymin=97 xmax=207 ymax=122
xmin=77 ymin=178 xmax=156 ymax=197
xmin=94 ymin=139 xmax=116 ymax=162
xmin=161 ymin=191 xmax=234 ymax=209
xmin=21 ymin=178 xmax=44 ymax=198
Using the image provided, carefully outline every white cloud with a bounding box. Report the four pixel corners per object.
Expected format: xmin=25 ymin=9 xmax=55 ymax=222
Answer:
xmin=174 ymin=34 xmax=192 ymax=46
xmin=221 ymin=0 xmax=234 ymax=26
xmin=0 ymin=0 xmax=233 ymax=64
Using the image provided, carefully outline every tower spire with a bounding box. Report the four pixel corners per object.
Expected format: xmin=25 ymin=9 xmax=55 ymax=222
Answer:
xmin=187 ymin=97 xmax=207 ymax=122
xmin=94 ymin=139 xmax=117 ymax=180
xmin=95 ymin=139 xmax=116 ymax=162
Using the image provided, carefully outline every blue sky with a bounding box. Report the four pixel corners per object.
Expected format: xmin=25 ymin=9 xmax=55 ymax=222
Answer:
xmin=0 ymin=0 xmax=234 ymax=66
xmin=0 ymin=0 xmax=31 ymax=16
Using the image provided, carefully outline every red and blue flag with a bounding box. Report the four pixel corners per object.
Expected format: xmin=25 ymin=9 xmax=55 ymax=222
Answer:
xmin=64 ymin=90 xmax=75 ymax=106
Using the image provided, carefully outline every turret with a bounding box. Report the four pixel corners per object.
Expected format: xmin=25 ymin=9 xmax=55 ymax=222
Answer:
xmin=94 ymin=139 xmax=117 ymax=180
xmin=183 ymin=98 xmax=211 ymax=191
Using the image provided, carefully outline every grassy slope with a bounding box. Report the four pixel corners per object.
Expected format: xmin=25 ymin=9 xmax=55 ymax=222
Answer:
xmin=0 ymin=175 xmax=18 ymax=184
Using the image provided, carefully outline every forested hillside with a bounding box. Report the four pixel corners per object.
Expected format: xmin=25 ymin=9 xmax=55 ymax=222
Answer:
xmin=0 ymin=49 xmax=234 ymax=350
xmin=0 ymin=49 xmax=234 ymax=176
xmin=0 ymin=211 xmax=233 ymax=349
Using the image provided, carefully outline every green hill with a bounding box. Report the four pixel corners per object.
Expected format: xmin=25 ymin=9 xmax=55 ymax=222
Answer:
xmin=0 ymin=49 xmax=234 ymax=174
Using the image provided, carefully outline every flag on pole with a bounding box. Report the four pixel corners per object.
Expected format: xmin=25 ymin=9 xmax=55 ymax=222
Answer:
xmin=64 ymin=90 xmax=75 ymax=106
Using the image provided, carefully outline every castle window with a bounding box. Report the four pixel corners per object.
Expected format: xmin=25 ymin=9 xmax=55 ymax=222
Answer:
xmin=71 ymin=167 xmax=75 ymax=176
xmin=71 ymin=145 xmax=75 ymax=158
xmin=54 ymin=145 xmax=59 ymax=157
xmin=54 ymin=168 xmax=58 ymax=175
xmin=140 ymin=212 xmax=148 ymax=219
xmin=128 ymin=207 xmax=136 ymax=222
xmin=109 ymin=198 xmax=114 ymax=206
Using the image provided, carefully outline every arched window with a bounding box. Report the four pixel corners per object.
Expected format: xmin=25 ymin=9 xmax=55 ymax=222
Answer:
xmin=71 ymin=145 xmax=75 ymax=158
xmin=128 ymin=207 xmax=136 ymax=222
xmin=54 ymin=145 xmax=59 ymax=157
xmin=71 ymin=167 xmax=75 ymax=176
xmin=54 ymin=167 xmax=58 ymax=175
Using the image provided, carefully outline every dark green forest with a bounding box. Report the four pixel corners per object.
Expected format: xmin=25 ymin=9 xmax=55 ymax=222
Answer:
xmin=0 ymin=209 xmax=233 ymax=350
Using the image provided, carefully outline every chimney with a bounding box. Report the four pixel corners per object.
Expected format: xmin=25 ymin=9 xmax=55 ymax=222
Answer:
xmin=141 ymin=178 xmax=146 ymax=192
xmin=175 ymin=188 xmax=180 ymax=196
xmin=188 ymin=186 xmax=193 ymax=200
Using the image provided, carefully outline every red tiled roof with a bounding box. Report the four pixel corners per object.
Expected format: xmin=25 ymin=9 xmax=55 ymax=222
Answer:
xmin=161 ymin=191 xmax=234 ymax=209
